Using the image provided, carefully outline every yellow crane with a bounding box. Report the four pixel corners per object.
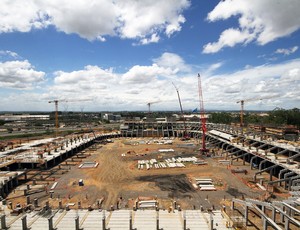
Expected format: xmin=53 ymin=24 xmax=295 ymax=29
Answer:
xmin=236 ymin=95 xmax=277 ymax=128
xmin=48 ymin=99 xmax=92 ymax=137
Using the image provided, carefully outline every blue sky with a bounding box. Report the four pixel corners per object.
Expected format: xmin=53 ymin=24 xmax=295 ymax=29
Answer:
xmin=0 ymin=0 xmax=299 ymax=112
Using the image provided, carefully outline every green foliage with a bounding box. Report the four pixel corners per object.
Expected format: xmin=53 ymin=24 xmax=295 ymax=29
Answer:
xmin=210 ymin=112 xmax=233 ymax=124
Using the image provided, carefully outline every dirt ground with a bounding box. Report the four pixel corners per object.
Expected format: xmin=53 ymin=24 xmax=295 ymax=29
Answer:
xmin=8 ymin=138 xmax=278 ymax=212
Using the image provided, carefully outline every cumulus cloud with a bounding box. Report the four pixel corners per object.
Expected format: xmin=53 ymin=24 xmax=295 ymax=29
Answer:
xmin=0 ymin=0 xmax=190 ymax=44
xmin=203 ymin=0 xmax=300 ymax=53
xmin=0 ymin=60 xmax=45 ymax=89
xmin=121 ymin=64 xmax=176 ymax=84
xmin=204 ymin=59 xmax=300 ymax=109
xmin=275 ymin=46 xmax=298 ymax=56
xmin=153 ymin=52 xmax=191 ymax=72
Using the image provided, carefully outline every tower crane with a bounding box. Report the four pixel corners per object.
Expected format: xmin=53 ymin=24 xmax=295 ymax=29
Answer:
xmin=48 ymin=99 xmax=66 ymax=137
xmin=197 ymin=73 xmax=208 ymax=153
xmin=48 ymin=98 xmax=92 ymax=137
xmin=147 ymin=101 xmax=160 ymax=114
xmin=172 ymin=82 xmax=189 ymax=140
xmin=237 ymin=95 xmax=277 ymax=129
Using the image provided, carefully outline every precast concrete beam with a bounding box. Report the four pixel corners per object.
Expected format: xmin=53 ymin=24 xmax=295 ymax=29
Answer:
xmin=259 ymin=159 xmax=268 ymax=171
xmin=254 ymin=164 xmax=279 ymax=181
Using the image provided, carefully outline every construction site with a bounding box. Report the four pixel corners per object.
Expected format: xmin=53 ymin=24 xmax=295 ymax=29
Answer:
xmin=0 ymin=76 xmax=299 ymax=230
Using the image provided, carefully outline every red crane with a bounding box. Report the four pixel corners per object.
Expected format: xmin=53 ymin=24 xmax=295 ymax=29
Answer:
xmin=197 ymin=73 xmax=208 ymax=153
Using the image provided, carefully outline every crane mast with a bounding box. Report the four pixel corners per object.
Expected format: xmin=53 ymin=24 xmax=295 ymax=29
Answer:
xmin=172 ymin=83 xmax=189 ymax=140
xmin=197 ymin=74 xmax=208 ymax=153
xmin=48 ymin=100 xmax=62 ymax=137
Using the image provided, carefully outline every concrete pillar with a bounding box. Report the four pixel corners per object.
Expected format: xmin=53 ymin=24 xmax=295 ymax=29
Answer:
xmin=59 ymin=200 xmax=63 ymax=209
xmin=21 ymin=215 xmax=27 ymax=230
xmin=156 ymin=211 xmax=159 ymax=230
xmin=48 ymin=215 xmax=54 ymax=230
xmin=173 ymin=200 xmax=177 ymax=210
xmin=26 ymin=196 xmax=30 ymax=205
xmin=272 ymin=207 xmax=276 ymax=221
xmin=75 ymin=216 xmax=79 ymax=230
xmin=244 ymin=206 xmax=249 ymax=226
xmin=183 ymin=211 xmax=186 ymax=230
xmin=45 ymin=201 xmax=50 ymax=209
xmin=285 ymin=216 xmax=290 ymax=230
xmin=270 ymin=168 xmax=273 ymax=181
xmin=261 ymin=206 xmax=265 ymax=220
xmin=102 ymin=211 xmax=106 ymax=230
xmin=0 ymin=215 xmax=7 ymax=229
xmin=129 ymin=211 xmax=132 ymax=230
xmin=262 ymin=217 xmax=267 ymax=230
xmin=33 ymin=198 xmax=38 ymax=208
xmin=8 ymin=176 xmax=13 ymax=189
xmin=3 ymin=180 xmax=8 ymax=194
xmin=210 ymin=213 xmax=214 ymax=230
xmin=78 ymin=201 xmax=81 ymax=209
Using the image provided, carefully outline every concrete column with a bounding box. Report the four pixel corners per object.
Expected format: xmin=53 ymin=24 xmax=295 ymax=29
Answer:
xmin=0 ymin=215 xmax=7 ymax=229
xmin=272 ymin=207 xmax=276 ymax=221
xmin=261 ymin=206 xmax=265 ymax=220
xmin=156 ymin=211 xmax=159 ymax=230
xmin=21 ymin=215 xmax=27 ymax=230
xmin=33 ymin=198 xmax=38 ymax=208
xmin=26 ymin=196 xmax=30 ymax=205
xmin=102 ymin=211 xmax=106 ymax=230
xmin=263 ymin=217 xmax=267 ymax=230
xmin=183 ymin=211 xmax=186 ymax=230
xmin=48 ymin=215 xmax=54 ymax=230
xmin=59 ymin=200 xmax=63 ymax=209
xmin=210 ymin=213 xmax=214 ymax=230
xmin=270 ymin=168 xmax=273 ymax=181
xmin=284 ymin=217 xmax=290 ymax=230
xmin=8 ymin=176 xmax=13 ymax=189
xmin=129 ymin=211 xmax=132 ymax=230
xmin=3 ymin=180 xmax=8 ymax=194
xmin=75 ymin=216 xmax=79 ymax=230
xmin=78 ymin=201 xmax=81 ymax=209
xmin=245 ymin=206 xmax=249 ymax=226
xmin=45 ymin=201 xmax=50 ymax=209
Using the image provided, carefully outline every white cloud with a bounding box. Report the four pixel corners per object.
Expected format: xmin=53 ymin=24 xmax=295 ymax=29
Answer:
xmin=0 ymin=60 xmax=45 ymax=89
xmin=204 ymin=0 xmax=300 ymax=53
xmin=153 ymin=52 xmax=191 ymax=72
xmin=0 ymin=0 xmax=190 ymax=44
xmin=0 ymin=50 xmax=21 ymax=59
xmin=139 ymin=33 xmax=160 ymax=45
xmin=203 ymin=59 xmax=300 ymax=109
xmin=1 ymin=53 xmax=299 ymax=111
xmin=275 ymin=46 xmax=298 ymax=56
xmin=121 ymin=64 xmax=176 ymax=84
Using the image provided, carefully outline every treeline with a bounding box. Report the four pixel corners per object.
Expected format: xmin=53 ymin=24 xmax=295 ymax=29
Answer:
xmin=210 ymin=108 xmax=300 ymax=128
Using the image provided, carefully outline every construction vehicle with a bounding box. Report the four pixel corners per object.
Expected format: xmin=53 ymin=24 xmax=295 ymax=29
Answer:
xmin=172 ymin=82 xmax=190 ymax=140
xmin=197 ymin=74 xmax=208 ymax=154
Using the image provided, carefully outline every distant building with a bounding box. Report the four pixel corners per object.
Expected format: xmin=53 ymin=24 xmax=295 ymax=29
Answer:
xmin=102 ymin=113 xmax=122 ymax=122
xmin=0 ymin=114 xmax=50 ymax=121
